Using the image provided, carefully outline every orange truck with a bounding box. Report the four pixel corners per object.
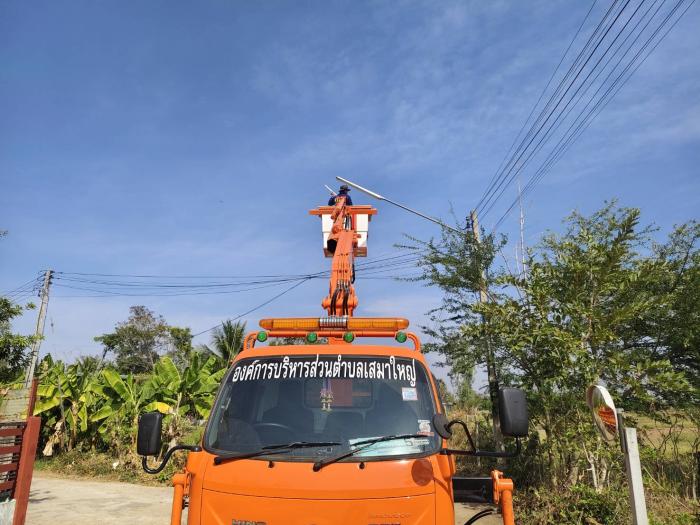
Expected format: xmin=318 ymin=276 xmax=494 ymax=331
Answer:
xmin=137 ymin=198 xmax=529 ymax=525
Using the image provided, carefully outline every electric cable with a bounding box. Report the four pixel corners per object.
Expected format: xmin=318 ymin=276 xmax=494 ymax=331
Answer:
xmin=474 ymin=0 xmax=599 ymax=213
xmin=479 ymin=0 xmax=644 ymax=220
xmin=481 ymin=0 xmax=662 ymax=220
xmin=475 ymin=0 xmax=627 ymax=215
xmin=191 ymin=278 xmax=312 ymax=337
xmin=491 ymin=0 xmax=693 ymax=231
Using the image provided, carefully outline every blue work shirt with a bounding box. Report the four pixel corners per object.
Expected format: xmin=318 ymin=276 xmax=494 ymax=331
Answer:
xmin=328 ymin=192 xmax=353 ymax=206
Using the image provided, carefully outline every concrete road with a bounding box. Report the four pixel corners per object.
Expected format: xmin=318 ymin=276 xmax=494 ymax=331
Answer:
xmin=27 ymin=474 xmax=500 ymax=524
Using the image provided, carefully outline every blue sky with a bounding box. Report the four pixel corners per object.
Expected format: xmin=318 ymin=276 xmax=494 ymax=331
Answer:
xmin=1 ymin=1 xmax=698 ymax=384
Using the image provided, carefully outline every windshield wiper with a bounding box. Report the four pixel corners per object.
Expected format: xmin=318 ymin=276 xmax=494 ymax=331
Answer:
xmin=214 ymin=441 xmax=340 ymax=465
xmin=312 ymin=434 xmax=427 ymax=472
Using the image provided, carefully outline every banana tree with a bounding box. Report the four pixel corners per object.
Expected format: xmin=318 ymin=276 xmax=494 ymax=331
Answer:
xmin=145 ymin=354 xmax=226 ymax=445
xmin=34 ymin=357 xmax=100 ymax=454
xmin=90 ymin=368 xmax=167 ymax=452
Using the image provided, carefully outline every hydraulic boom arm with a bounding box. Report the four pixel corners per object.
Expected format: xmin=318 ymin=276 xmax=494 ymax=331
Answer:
xmin=310 ymin=197 xmax=376 ymax=317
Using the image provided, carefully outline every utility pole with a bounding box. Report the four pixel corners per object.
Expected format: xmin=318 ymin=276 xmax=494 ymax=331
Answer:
xmin=469 ymin=210 xmax=503 ymax=452
xmin=24 ymin=269 xmax=53 ymax=387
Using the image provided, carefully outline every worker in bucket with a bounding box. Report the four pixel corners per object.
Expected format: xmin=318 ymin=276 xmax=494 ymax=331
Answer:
xmin=328 ymin=184 xmax=353 ymax=206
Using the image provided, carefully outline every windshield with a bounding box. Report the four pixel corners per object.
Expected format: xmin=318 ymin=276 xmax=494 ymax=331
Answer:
xmin=205 ymin=354 xmax=440 ymax=461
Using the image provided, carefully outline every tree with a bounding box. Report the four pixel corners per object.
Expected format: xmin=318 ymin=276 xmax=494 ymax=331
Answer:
xmin=631 ymin=221 xmax=700 ymax=404
xmin=198 ymin=320 xmax=246 ymax=368
xmin=167 ymin=326 xmax=195 ymax=372
xmin=89 ymin=367 xmax=164 ymax=452
xmin=95 ymin=306 xmax=172 ymax=374
xmin=403 ymin=216 xmax=507 ymax=432
xmin=455 ymin=203 xmax=691 ymax=487
xmin=0 ymin=297 xmax=36 ymax=383
xmin=145 ymin=355 xmax=226 ymax=446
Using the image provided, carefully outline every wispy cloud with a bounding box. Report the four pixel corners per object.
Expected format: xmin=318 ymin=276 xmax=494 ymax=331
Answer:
xmin=2 ymin=0 xmax=697 ymax=365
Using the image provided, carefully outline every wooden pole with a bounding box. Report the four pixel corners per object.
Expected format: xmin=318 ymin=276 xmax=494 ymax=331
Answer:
xmin=12 ymin=416 xmax=40 ymax=525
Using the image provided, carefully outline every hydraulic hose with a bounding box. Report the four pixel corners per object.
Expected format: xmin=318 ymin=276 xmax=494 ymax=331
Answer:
xmin=342 ymin=284 xmax=350 ymax=316
xmin=464 ymin=509 xmax=495 ymax=525
xmin=329 ymin=287 xmax=340 ymax=315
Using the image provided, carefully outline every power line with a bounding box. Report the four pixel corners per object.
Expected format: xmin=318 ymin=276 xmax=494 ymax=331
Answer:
xmin=191 ymin=277 xmax=313 ymax=338
xmin=482 ymin=0 xmax=661 ymax=221
xmin=491 ymin=0 xmax=694 ymax=231
xmin=53 ymin=252 xmax=415 ymax=285
xmin=474 ymin=0 xmax=600 ymax=213
xmin=52 ymin=279 xmax=304 ymax=297
xmin=49 ymin=250 xmax=430 ymax=298
xmin=475 ymin=0 xmax=627 ymax=215
xmin=1 ymin=275 xmax=43 ymax=298
xmin=475 ymin=0 xmax=694 ymax=230
xmin=479 ymin=0 xmax=641 ymax=220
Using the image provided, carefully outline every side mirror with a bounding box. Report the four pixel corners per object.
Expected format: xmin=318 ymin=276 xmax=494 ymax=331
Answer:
xmin=432 ymin=413 xmax=452 ymax=440
xmin=498 ymin=388 xmax=529 ymax=438
xmin=137 ymin=412 xmax=163 ymax=456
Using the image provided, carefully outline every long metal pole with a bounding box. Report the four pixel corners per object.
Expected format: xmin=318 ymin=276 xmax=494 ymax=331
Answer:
xmin=24 ymin=269 xmax=52 ymax=387
xmin=382 ymin=196 xmax=463 ymax=233
xmin=335 ymin=176 xmax=462 ymax=234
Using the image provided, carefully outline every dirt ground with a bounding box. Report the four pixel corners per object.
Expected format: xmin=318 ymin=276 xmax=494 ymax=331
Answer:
xmin=27 ymin=474 xmax=500 ymax=524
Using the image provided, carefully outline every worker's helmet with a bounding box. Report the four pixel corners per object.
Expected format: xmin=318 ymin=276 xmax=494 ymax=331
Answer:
xmin=339 ymin=184 xmax=350 ymax=192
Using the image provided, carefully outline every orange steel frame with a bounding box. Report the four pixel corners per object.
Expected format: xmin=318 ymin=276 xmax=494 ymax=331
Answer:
xmin=163 ymin=198 xmax=517 ymax=525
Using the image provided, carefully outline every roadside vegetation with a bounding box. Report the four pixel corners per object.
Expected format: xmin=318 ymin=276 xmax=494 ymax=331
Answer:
xmin=1 ymin=202 xmax=698 ymax=523
xmin=31 ymin=315 xmax=244 ymax=468
xmin=409 ymin=202 xmax=699 ymax=524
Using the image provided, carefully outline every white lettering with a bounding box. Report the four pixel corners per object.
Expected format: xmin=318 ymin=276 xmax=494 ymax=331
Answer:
xmin=230 ymin=355 xmax=420 ymax=384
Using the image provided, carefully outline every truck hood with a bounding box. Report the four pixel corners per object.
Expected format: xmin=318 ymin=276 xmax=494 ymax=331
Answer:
xmin=200 ymin=457 xmax=436 ymax=524
xmin=201 ymin=491 xmax=435 ymax=525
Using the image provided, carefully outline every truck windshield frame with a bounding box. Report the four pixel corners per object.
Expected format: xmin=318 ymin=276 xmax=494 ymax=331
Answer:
xmin=203 ymin=353 xmax=441 ymax=463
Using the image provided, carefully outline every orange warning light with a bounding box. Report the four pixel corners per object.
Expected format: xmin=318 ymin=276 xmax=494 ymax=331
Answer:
xmin=259 ymin=317 xmax=409 ymax=332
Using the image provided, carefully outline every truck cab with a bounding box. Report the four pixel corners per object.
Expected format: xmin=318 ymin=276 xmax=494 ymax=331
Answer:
xmin=189 ymin=339 xmax=455 ymax=524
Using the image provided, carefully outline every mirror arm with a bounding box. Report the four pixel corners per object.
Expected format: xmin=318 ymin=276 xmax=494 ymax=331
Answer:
xmin=141 ymin=444 xmax=202 ymax=474
xmin=441 ymin=438 xmax=521 ymax=459
xmin=445 ymin=419 xmax=477 ymax=451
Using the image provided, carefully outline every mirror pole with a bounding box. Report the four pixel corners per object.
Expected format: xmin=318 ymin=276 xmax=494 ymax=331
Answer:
xmin=446 ymin=419 xmax=477 ymax=451
xmin=616 ymin=408 xmax=649 ymax=525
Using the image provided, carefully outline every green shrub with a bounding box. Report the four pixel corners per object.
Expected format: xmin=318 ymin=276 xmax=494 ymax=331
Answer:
xmin=516 ymin=485 xmax=629 ymax=525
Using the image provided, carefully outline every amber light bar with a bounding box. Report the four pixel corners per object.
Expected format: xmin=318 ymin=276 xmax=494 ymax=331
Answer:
xmin=259 ymin=317 xmax=409 ymax=331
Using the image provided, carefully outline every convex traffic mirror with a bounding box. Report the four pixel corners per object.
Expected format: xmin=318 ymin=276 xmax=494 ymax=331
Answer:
xmin=586 ymin=385 xmax=618 ymax=442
